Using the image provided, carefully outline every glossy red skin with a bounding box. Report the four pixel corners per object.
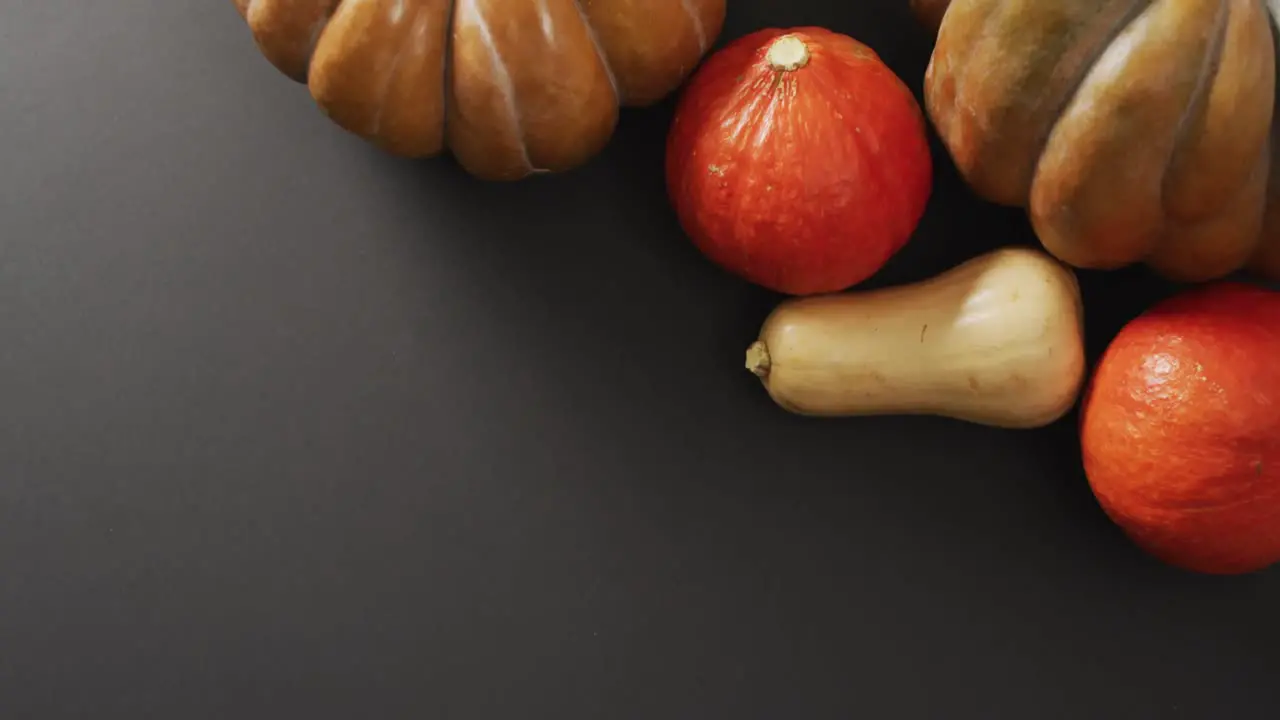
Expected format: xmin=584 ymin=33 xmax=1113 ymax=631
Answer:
xmin=665 ymin=27 xmax=932 ymax=295
xmin=1080 ymin=282 xmax=1280 ymax=575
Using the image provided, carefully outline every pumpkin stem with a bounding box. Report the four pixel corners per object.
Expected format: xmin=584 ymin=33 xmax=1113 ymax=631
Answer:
xmin=766 ymin=35 xmax=810 ymax=72
xmin=745 ymin=341 xmax=772 ymax=377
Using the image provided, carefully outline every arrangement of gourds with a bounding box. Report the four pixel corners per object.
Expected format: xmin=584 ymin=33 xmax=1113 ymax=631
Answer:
xmin=232 ymin=0 xmax=1280 ymax=577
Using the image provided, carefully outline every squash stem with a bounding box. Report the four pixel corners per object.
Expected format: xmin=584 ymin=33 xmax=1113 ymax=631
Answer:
xmin=766 ymin=35 xmax=810 ymax=72
xmin=745 ymin=341 xmax=772 ymax=377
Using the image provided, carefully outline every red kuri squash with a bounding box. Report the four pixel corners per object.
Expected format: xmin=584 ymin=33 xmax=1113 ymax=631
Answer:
xmin=1081 ymin=282 xmax=1280 ymax=574
xmin=666 ymin=27 xmax=933 ymax=295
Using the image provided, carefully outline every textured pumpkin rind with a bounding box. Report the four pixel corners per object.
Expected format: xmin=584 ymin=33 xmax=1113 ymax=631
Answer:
xmin=1080 ymin=283 xmax=1280 ymax=574
xmin=235 ymin=0 xmax=726 ymax=180
xmin=1254 ymin=36 xmax=1280 ymax=279
xmin=921 ymin=0 xmax=1280 ymax=283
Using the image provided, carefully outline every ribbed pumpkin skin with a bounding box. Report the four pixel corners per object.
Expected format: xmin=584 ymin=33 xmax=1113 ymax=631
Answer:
xmin=233 ymin=0 xmax=726 ymax=180
xmin=914 ymin=0 xmax=1280 ymax=283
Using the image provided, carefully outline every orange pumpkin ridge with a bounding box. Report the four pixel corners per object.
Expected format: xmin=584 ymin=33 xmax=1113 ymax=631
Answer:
xmin=915 ymin=0 xmax=1280 ymax=283
xmin=234 ymin=0 xmax=726 ymax=180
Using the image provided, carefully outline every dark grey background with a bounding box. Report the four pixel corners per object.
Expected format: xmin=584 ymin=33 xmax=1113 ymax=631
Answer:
xmin=3 ymin=1 xmax=1278 ymax=717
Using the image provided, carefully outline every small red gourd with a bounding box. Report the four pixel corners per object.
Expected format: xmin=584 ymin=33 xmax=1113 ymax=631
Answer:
xmin=1080 ymin=282 xmax=1280 ymax=575
xmin=665 ymin=27 xmax=933 ymax=296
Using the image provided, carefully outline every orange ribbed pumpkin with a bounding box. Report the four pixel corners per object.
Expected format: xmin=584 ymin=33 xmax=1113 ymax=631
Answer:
xmin=233 ymin=0 xmax=725 ymax=180
xmin=911 ymin=0 xmax=1280 ymax=283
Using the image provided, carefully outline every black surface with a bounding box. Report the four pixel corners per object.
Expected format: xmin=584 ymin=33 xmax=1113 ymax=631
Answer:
xmin=3 ymin=1 xmax=1279 ymax=718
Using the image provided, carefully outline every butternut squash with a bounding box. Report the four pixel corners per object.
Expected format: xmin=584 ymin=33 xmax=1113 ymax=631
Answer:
xmin=744 ymin=247 xmax=1087 ymax=429
xmin=915 ymin=0 xmax=1280 ymax=283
